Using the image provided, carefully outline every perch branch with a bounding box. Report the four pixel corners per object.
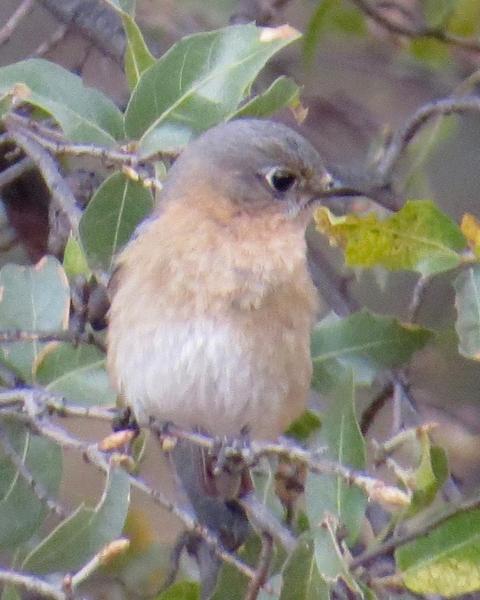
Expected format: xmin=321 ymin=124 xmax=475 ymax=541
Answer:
xmin=160 ymin=424 xmax=411 ymax=509
xmin=1 ymin=389 xmax=274 ymax=596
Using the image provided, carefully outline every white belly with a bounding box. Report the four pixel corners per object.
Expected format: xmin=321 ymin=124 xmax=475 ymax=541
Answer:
xmin=113 ymin=318 xmax=309 ymax=439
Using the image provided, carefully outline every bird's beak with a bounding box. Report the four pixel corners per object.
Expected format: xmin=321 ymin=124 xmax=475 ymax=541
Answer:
xmin=307 ymin=173 xmax=363 ymax=209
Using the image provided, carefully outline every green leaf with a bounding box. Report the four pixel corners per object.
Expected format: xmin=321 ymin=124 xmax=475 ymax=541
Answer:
xmin=23 ymin=467 xmax=130 ymax=574
xmin=408 ymin=432 xmax=449 ymax=516
xmin=211 ymin=535 xmax=262 ymax=600
xmin=103 ymin=0 xmax=155 ymax=90
xmin=306 ymin=372 xmax=366 ymax=547
xmin=454 ymin=265 xmax=480 ymax=361
xmin=79 ymin=173 xmax=154 ymax=272
xmin=35 ymin=342 xmax=116 ymax=407
xmin=311 ymin=310 xmax=432 ymax=393
xmin=124 ymin=23 xmax=301 ymax=156
xmin=315 ymin=200 xmax=466 ymax=276
xmin=303 ymin=0 xmax=338 ymax=64
xmin=285 ymin=410 xmax=322 ymax=442
xmin=155 ymin=581 xmax=200 ymax=600
xmin=0 ymin=257 xmax=70 ymax=381
xmin=0 ymin=586 xmax=21 ymax=600
xmin=280 ymin=536 xmax=329 ymax=600
xmin=447 ymin=0 xmax=480 ymax=36
xmin=330 ymin=6 xmax=366 ymax=34
xmin=258 ymin=574 xmax=283 ymax=600
xmin=230 ymin=76 xmax=300 ymax=119
xmin=422 ymin=0 xmax=455 ymax=27
xmin=0 ymin=59 xmax=124 ymax=145
xmin=312 ymin=516 xmax=363 ymax=595
xmin=63 ymin=236 xmax=91 ymax=280
xmin=0 ymin=419 xmax=62 ymax=550
xmin=396 ymin=507 xmax=480 ymax=597
xmin=409 ymin=39 xmax=450 ymax=69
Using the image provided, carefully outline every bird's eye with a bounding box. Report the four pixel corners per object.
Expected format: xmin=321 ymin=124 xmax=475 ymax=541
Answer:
xmin=265 ymin=168 xmax=297 ymax=193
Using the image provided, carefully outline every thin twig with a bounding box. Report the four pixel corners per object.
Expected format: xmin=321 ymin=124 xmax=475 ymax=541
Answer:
xmin=33 ymin=24 xmax=69 ymax=57
xmin=0 ymin=157 xmax=35 ymax=189
xmin=0 ymin=0 xmax=36 ymax=47
xmin=407 ymin=275 xmax=432 ymax=323
xmin=351 ymin=0 xmax=480 ymax=54
xmin=350 ymin=493 xmax=480 ymax=569
xmin=0 ymin=329 xmax=88 ymax=344
xmin=68 ymin=538 xmax=130 ymax=590
xmin=162 ymin=424 xmax=411 ymax=509
xmin=13 ymin=411 xmax=273 ymax=595
xmin=245 ymin=532 xmax=274 ymax=600
xmin=0 ymin=388 xmax=115 ymax=421
xmin=0 ymin=568 xmax=66 ymax=600
xmin=6 ymin=127 xmax=81 ymax=233
xmin=378 ymin=97 xmax=480 ymax=181
xmin=5 ymin=113 xmax=176 ymax=165
xmin=360 ymin=381 xmax=394 ymax=435
xmin=0 ymin=328 xmax=106 ymax=353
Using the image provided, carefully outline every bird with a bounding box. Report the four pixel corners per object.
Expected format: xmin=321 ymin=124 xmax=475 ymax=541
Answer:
xmin=106 ymin=118 xmax=335 ymax=596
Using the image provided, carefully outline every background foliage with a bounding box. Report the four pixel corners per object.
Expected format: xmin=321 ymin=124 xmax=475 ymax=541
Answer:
xmin=1 ymin=0 xmax=480 ymax=598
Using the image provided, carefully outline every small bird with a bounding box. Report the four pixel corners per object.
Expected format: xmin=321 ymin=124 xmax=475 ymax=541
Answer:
xmin=107 ymin=119 xmax=334 ymax=595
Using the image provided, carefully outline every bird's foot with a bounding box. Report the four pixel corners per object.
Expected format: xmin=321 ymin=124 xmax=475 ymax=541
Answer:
xmin=112 ymin=406 xmax=139 ymax=434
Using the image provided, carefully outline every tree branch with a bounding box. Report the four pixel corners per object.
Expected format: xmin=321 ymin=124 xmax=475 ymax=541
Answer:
xmin=377 ymin=96 xmax=480 ymax=181
xmin=5 ymin=126 xmax=81 ymax=234
xmin=0 ymin=0 xmax=36 ymax=47
xmin=1 ymin=389 xmax=275 ymax=596
xmin=160 ymin=424 xmax=411 ymax=510
xmin=0 ymin=568 xmax=66 ymax=600
xmin=245 ymin=532 xmax=274 ymax=600
xmin=350 ymin=493 xmax=480 ymax=569
xmin=351 ymin=0 xmax=480 ymax=54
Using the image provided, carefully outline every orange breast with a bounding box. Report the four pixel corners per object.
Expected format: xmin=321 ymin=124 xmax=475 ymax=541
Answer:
xmin=107 ymin=195 xmax=318 ymax=438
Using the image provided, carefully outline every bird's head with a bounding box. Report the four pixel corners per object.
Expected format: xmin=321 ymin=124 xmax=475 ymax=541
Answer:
xmin=161 ymin=119 xmax=337 ymax=225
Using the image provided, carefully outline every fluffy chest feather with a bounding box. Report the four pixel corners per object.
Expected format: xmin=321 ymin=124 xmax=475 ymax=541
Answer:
xmin=110 ymin=313 xmax=312 ymax=438
xmin=107 ymin=203 xmax=319 ymax=439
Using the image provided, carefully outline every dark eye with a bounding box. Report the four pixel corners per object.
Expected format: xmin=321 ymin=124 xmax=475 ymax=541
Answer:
xmin=265 ymin=168 xmax=297 ymax=193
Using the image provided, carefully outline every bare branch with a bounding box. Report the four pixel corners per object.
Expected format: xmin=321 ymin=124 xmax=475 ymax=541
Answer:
xmin=407 ymin=274 xmax=433 ymax=323
xmin=0 ymin=0 xmax=36 ymax=47
xmin=0 ymin=157 xmax=35 ymax=189
xmin=5 ymin=114 xmax=141 ymax=167
xmin=5 ymin=127 xmax=81 ymax=234
xmin=350 ymin=493 xmax=480 ymax=569
xmin=33 ymin=24 xmax=69 ymax=58
xmin=0 ymin=388 xmax=115 ymax=422
xmin=67 ymin=538 xmax=130 ymax=591
xmin=377 ymin=96 xmax=480 ymax=181
xmin=0 ymin=568 xmax=66 ymax=600
xmin=351 ymin=0 xmax=480 ymax=54
xmin=161 ymin=424 xmax=411 ymax=510
xmin=0 ymin=391 xmax=273 ymax=595
xmin=245 ymin=532 xmax=274 ymax=600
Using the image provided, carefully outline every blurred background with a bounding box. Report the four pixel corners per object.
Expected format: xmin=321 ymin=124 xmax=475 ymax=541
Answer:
xmin=1 ymin=1 xmax=480 ymax=595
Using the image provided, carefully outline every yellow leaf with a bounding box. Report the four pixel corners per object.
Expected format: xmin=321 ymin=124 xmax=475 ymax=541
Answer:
xmin=461 ymin=213 xmax=480 ymax=258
